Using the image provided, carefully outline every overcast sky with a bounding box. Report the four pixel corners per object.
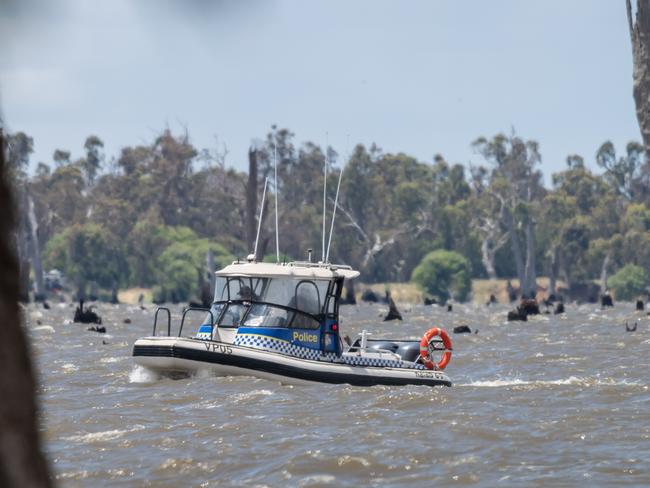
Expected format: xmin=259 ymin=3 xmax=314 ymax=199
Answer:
xmin=0 ymin=0 xmax=640 ymax=182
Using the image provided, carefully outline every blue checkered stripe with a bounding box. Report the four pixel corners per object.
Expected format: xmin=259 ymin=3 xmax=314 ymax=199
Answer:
xmin=233 ymin=333 xmax=427 ymax=369
xmin=234 ymin=333 xmax=322 ymax=360
xmin=339 ymin=355 xmax=426 ymax=369
xmin=195 ymin=325 xmax=213 ymax=340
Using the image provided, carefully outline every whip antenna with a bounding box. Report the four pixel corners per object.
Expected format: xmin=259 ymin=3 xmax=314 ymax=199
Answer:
xmin=253 ymin=178 xmax=269 ymax=260
xmin=322 ymin=133 xmax=328 ymax=262
xmin=274 ymin=140 xmax=280 ymax=262
xmin=325 ymin=134 xmax=348 ymax=263
xmin=325 ymin=161 xmax=343 ymax=264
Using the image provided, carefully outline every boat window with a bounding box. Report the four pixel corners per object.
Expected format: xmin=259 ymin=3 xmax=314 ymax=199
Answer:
xmin=219 ymin=303 xmax=247 ymax=327
xmin=291 ymin=312 xmax=320 ymax=330
xmin=294 ymin=281 xmax=321 ymax=316
xmin=228 ymin=278 xmax=256 ymax=301
xmin=257 ymin=278 xmax=294 ymax=307
xmin=326 ymin=281 xmax=339 ymax=314
xmin=243 ymin=304 xmax=292 ymax=328
xmin=214 ymin=277 xmax=228 ymax=302
xmin=204 ymin=302 xmax=224 ymax=325
xmin=250 ymin=277 xmax=269 ymax=299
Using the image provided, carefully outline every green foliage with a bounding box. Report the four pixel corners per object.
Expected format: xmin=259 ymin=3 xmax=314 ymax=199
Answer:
xmin=14 ymin=126 xmax=650 ymax=303
xmin=411 ymin=250 xmax=471 ymax=302
xmin=609 ymin=264 xmax=649 ymax=301
xmin=154 ymin=228 xmax=232 ymax=302
xmin=624 ymin=203 xmax=650 ymax=232
xmin=43 ymin=223 xmax=127 ymax=290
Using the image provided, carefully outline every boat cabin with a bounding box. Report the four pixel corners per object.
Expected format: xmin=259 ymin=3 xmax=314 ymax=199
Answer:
xmin=195 ymin=261 xmax=359 ymax=357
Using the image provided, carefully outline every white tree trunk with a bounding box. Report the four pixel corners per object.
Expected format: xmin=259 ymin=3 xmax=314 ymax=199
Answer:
xmin=26 ymin=194 xmax=44 ymax=300
xmin=504 ymin=210 xmax=526 ymax=287
xmin=523 ymin=219 xmax=537 ymax=297
xmin=600 ymin=251 xmax=611 ymax=293
xmin=481 ymin=238 xmax=498 ymax=281
xmin=548 ymin=246 xmax=558 ymax=296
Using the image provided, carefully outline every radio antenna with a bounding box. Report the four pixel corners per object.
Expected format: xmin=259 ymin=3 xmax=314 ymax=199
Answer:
xmin=322 ymin=133 xmax=329 ymax=262
xmin=325 ymin=134 xmax=348 ymax=263
xmin=253 ymin=177 xmax=269 ymax=260
xmin=274 ymin=140 xmax=280 ymax=262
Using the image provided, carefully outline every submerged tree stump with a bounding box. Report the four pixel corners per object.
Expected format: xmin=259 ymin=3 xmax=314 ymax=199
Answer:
xmin=73 ymin=299 xmax=102 ymax=324
xmin=601 ymin=293 xmax=614 ymax=308
xmin=383 ymin=291 xmax=403 ymax=321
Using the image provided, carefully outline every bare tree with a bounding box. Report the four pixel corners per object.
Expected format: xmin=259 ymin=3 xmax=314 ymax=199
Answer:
xmin=477 ymin=218 xmax=509 ymax=281
xmin=473 ymin=134 xmax=543 ymax=297
xmin=0 ymin=129 xmax=52 ymax=487
xmin=332 ymin=199 xmax=409 ymax=268
xmin=627 ymin=0 xmax=650 ymax=159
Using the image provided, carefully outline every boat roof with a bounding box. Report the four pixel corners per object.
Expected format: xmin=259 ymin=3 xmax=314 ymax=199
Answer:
xmin=216 ymin=261 xmax=360 ymax=280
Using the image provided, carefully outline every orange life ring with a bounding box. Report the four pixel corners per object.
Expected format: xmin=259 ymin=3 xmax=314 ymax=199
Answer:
xmin=419 ymin=327 xmax=452 ymax=370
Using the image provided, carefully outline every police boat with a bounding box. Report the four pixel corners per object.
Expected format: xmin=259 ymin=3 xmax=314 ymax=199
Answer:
xmin=132 ymin=259 xmax=453 ymax=387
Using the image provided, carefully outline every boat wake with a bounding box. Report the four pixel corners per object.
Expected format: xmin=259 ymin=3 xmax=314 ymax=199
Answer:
xmin=128 ymin=364 xmax=161 ymax=383
xmin=63 ymin=425 xmax=145 ymax=444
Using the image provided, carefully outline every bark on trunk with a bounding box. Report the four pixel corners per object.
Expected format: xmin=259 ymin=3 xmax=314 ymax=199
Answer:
xmin=559 ymin=253 xmax=572 ymax=292
xmin=0 ymin=130 xmax=52 ymax=487
xmin=480 ymin=238 xmax=498 ymax=281
xmin=110 ymin=280 xmax=119 ymax=304
xmin=26 ymin=194 xmax=44 ymax=300
xmin=627 ymin=0 xmax=650 ymax=160
xmin=523 ymin=219 xmax=537 ymax=297
xmin=504 ymin=209 xmax=525 ymax=286
xmin=548 ymin=246 xmax=559 ymax=296
xmin=18 ymin=258 xmax=30 ymax=303
xmin=246 ymin=147 xmax=258 ymax=255
xmin=344 ymin=279 xmax=357 ymax=305
xmin=600 ymin=251 xmax=611 ymax=293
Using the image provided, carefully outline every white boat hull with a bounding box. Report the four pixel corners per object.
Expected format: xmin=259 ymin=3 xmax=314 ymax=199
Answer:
xmin=133 ymin=336 xmax=452 ymax=387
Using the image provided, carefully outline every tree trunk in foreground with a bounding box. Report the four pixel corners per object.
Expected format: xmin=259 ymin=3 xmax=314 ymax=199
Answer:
xmin=627 ymin=0 xmax=650 ymax=160
xmin=0 ymin=130 xmax=52 ymax=487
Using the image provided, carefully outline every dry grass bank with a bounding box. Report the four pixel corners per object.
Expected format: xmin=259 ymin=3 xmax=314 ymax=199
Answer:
xmin=358 ymin=277 xmax=566 ymax=305
xmin=117 ymin=287 xmax=153 ymax=304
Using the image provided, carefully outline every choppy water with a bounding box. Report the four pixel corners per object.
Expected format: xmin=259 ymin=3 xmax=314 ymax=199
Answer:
xmin=25 ymin=300 xmax=650 ymax=487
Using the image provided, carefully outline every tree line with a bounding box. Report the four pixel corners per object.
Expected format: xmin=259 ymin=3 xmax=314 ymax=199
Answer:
xmin=4 ymin=125 xmax=650 ymax=303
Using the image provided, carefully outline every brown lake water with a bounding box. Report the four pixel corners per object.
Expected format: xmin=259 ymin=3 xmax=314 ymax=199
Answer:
xmin=24 ymin=301 xmax=650 ymax=487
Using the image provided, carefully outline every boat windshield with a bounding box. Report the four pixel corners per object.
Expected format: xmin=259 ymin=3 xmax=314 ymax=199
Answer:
xmin=209 ymin=276 xmax=332 ymax=328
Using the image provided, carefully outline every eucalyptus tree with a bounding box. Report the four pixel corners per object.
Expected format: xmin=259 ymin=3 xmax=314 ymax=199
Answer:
xmin=4 ymin=131 xmax=46 ymax=300
xmin=626 ymin=0 xmax=650 ymax=161
xmin=43 ymin=223 xmax=127 ymax=299
xmin=79 ymin=135 xmax=104 ymax=186
xmin=595 ymin=141 xmax=646 ymax=201
xmin=53 ymin=149 xmax=71 ymax=167
xmin=473 ymin=133 xmax=545 ymax=296
xmin=542 ymin=162 xmax=610 ymax=293
xmin=468 ymin=163 xmax=508 ymax=281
